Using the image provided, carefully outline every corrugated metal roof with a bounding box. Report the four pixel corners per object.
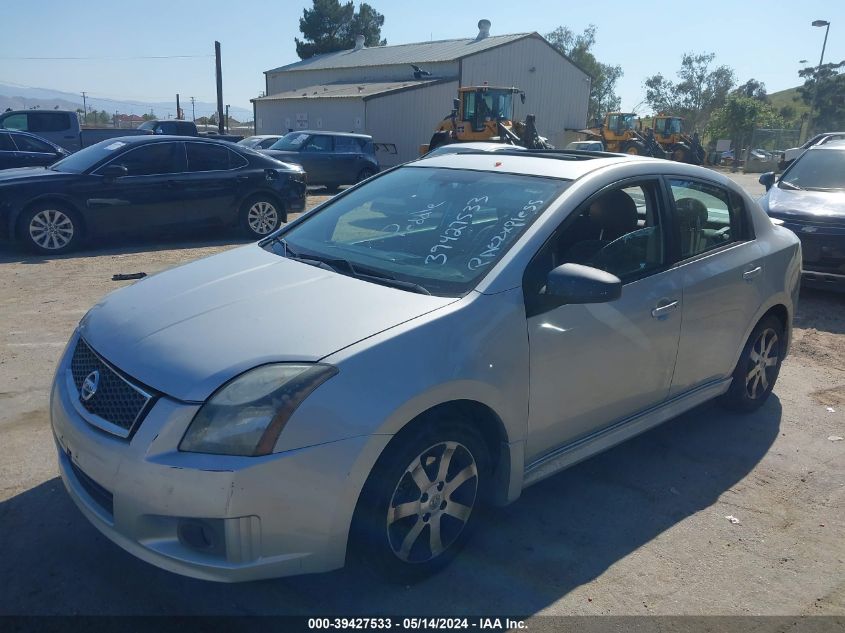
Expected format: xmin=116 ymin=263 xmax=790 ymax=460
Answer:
xmin=252 ymin=79 xmax=449 ymax=102
xmin=266 ymin=33 xmax=532 ymax=74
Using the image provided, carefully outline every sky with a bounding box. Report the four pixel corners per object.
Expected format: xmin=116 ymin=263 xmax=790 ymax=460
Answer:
xmin=1 ymin=0 xmax=843 ymax=116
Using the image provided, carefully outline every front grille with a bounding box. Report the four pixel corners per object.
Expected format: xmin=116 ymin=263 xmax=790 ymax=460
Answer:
xmin=68 ymin=458 xmax=114 ymax=516
xmin=70 ymin=338 xmax=153 ymax=437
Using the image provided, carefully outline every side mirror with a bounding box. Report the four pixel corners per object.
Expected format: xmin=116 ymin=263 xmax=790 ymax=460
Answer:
xmin=100 ymin=164 xmax=128 ymax=179
xmin=759 ymin=171 xmax=776 ymax=191
xmin=544 ymin=263 xmax=622 ymax=306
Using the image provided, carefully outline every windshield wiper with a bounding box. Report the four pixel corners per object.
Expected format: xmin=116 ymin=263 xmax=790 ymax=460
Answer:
xmin=779 ymin=181 xmax=803 ymax=190
xmin=269 ymin=239 xmax=431 ymax=295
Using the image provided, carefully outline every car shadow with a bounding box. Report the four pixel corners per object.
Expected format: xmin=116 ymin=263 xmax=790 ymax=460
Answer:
xmin=0 ymin=396 xmax=781 ymax=615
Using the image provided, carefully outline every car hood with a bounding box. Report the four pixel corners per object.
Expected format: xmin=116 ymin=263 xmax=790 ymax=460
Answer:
xmin=763 ymin=185 xmax=845 ymax=224
xmin=79 ymin=244 xmax=456 ymax=402
xmin=0 ymin=166 xmax=69 ymax=183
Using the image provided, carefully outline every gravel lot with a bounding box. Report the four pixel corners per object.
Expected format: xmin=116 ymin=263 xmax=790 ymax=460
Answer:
xmin=0 ymin=177 xmax=843 ymax=616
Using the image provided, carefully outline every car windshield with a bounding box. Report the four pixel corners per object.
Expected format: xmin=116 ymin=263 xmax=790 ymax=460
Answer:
xmin=780 ymin=149 xmax=845 ymax=191
xmin=137 ymin=121 xmax=156 ymax=131
xmin=268 ymin=132 xmax=310 ymax=151
xmin=266 ymin=166 xmax=569 ymax=296
xmin=50 ymin=139 xmax=131 ymax=173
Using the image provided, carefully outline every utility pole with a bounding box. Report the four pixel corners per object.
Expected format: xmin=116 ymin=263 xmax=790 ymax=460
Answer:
xmin=176 ymin=93 xmax=182 ymax=120
xmin=81 ymin=91 xmax=88 ymax=126
xmin=225 ymin=104 xmax=230 ymax=132
xmin=215 ymin=40 xmax=224 ymax=135
xmin=190 ymin=96 xmax=196 ymax=122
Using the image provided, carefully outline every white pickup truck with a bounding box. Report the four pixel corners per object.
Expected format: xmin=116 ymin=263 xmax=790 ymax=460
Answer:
xmin=781 ymin=131 xmax=845 ymax=169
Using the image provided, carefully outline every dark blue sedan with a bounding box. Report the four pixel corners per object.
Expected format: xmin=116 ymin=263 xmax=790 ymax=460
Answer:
xmin=0 ymin=130 xmax=69 ymax=170
xmin=0 ymin=136 xmax=307 ymax=254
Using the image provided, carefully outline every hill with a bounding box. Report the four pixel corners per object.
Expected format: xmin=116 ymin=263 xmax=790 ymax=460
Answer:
xmin=767 ymin=86 xmax=810 ymax=117
xmin=0 ymin=83 xmax=252 ymax=121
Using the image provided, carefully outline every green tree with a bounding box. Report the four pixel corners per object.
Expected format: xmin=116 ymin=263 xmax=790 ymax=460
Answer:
xmin=734 ymin=78 xmax=767 ymax=101
xmin=545 ymin=25 xmax=622 ymax=122
xmin=295 ymin=0 xmax=386 ymax=60
xmin=96 ymin=110 xmax=111 ymax=125
xmin=644 ymin=52 xmax=735 ymax=132
xmin=797 ymin=60 xmax=845 ymax=132
xmin=707 ymin=94 xmax=785 ymax=163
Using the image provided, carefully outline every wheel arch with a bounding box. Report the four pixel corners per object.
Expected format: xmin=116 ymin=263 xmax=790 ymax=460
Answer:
xmin=732 ymin=300 xmax=793 ymax=370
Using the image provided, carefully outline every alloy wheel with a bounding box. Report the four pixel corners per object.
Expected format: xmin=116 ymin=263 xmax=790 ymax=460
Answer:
xmin=386 ymin=441 xmax=478 ymax=564
xmin=29 ymin=209 xmax=74 ymax=250
xmin=745 ymin=327 xmax=779 ymax=399
xmin=247 ymin=201 xmax=279 ymax=235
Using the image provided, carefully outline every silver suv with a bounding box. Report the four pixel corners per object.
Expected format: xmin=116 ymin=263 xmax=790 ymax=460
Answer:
xmin=51 ymin=150 xmax=801 ymax=582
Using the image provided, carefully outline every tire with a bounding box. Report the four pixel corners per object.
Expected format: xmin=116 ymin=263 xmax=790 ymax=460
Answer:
xmin=240 ymin=195 xmax=285 ymax=239
xmin=428 ymin=131 xmax=450 ymax=152
xmin=350 ymin=413 xmax=491 ymax=583
xmin=671 ymin=144 xmax=691 ymax=163
xmin=719 ymin=315 xmax=785 ymax=412
xmin=356 ymin=167 xmax=377 ymax=183
xmin=18 ymin=202 xmax=81 ymax=254
xmin=624 ymin=141 xmax=646 ymax=156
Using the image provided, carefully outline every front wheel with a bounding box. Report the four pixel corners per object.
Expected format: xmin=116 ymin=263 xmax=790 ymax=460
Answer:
xmin=719 ymin=315 xmax=785 ymax=412
xmin=19 ymin=204 xmax=81 ymax=254
xmin=351 ymin=415 xmax=490 ymax=582
xmin=240 ymin=195 xmax=284 ymax=238
xmin=624 ymin=141 xmax=646 ymax=155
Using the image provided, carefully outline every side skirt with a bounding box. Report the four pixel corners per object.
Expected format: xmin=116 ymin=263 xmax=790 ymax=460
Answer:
xmin=522 ymin=378 xmax=732 ymax=488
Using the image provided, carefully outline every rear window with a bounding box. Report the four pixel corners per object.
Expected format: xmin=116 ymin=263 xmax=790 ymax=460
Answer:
xmin=28 ymin=112 xmax=71 ymax=133
xmin=334 ymin=136 xmax=364 ymax=153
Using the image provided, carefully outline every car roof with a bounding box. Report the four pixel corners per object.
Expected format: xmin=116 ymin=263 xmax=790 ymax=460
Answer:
xmin=412 ymin=149 xmax=653 ymax=180
xmin=105 ymin=135 xmax=235 ymax=145
xmin=809 ymin=141 xmax=845 ymax=151
xmin=290 ymin=130 xmax=372 ymax=139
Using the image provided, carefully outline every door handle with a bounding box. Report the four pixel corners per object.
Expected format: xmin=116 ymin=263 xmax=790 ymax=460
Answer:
xmin=743 ymin=266 xmax=762 ymax=281
xmin=651 ymin=300 xmax=679 ymax=319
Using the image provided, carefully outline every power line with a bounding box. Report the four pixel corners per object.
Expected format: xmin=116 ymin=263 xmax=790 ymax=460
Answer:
xmin=0 ymin=54 xmax=214 ymax=61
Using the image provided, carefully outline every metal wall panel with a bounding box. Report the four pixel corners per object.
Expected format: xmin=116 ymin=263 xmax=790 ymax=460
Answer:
xmin=364 ymin=80 xmax=459 ymax=167
xmin=254 ymin=99 xmax=366 ymax=136
xmin=266 ymin=62 xmax=458 ymax=95
xmin=460 ymin=37 xmax=590 ymax=148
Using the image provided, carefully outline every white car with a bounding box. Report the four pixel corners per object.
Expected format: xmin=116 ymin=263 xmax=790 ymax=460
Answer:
xmin=565 ymin=140 xmax=605 ymax=152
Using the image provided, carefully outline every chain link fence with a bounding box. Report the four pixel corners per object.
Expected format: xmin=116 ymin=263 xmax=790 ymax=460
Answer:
xmin=743 ymin=128 xmax=801 ymax=173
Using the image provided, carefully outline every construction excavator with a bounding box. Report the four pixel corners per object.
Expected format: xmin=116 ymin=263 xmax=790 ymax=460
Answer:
xmin=651 ymin=114 xmax=706 ymax=165
xmin=419 ymin=85 xmax=552 ymax=154
xmin=577 ymin=112 xmax=667 ymax=158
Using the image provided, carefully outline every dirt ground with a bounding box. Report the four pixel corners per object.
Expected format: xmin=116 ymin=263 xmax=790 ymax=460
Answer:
xmin=0 ymin=180 xmax=843 ymax=617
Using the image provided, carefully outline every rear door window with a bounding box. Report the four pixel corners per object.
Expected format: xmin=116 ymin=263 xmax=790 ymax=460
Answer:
xmin=334 ymin=136 xmax=363 ymax=153
xmin=186 ymin=142 xmax=245 ymax=171
xmin=667 ymin=179 xmax=747 ymax=259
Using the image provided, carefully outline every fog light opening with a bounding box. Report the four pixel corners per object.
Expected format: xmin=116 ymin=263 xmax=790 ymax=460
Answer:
xmin=177 ymin=519 xmax=217 ymax=552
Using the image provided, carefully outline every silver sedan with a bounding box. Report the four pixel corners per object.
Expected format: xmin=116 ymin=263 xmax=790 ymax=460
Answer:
xmin=51 ymin=150 xmax=801 ymax=582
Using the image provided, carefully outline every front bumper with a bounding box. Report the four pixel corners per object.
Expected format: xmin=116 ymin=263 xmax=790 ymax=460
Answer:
xmin=777 ymin=218 xmax=845 ymax=291
xmin=51 ymin=334 xmax=389 ymax=582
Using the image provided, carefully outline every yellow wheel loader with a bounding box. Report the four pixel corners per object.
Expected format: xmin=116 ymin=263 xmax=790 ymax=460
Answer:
xmin=419 ymin=85 xmax=551 ymax=154
xmin=651 ymin=114 xmax=706 ymax=164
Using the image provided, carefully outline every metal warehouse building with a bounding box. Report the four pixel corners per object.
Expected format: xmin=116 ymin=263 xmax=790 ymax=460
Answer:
xmin=253 ymin=20 xmax=591 ymax=167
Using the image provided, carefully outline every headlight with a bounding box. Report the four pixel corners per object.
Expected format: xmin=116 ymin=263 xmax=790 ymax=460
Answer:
xmin=179 ymin=364 xmax=337 ymax=456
